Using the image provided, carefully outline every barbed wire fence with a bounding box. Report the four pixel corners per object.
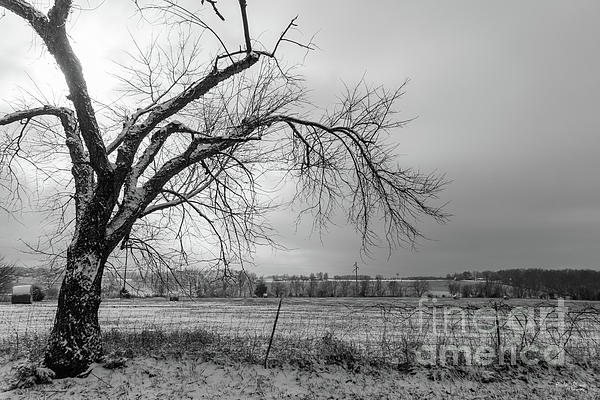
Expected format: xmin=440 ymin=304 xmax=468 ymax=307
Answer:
xmin=1 ymin=298 xmax=599 ymax=366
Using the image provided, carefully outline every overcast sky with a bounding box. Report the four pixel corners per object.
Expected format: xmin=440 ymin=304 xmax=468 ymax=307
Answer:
xmin=1 ymin=1 xmax=599 ymax=277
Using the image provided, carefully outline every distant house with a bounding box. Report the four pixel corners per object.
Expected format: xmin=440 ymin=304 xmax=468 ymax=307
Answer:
xmin=11 ymin=285 xmax=32 ymax=304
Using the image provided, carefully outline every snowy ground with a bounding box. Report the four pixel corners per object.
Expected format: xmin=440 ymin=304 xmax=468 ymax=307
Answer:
xmin=1 ymin=357 xmax=599 ymax=399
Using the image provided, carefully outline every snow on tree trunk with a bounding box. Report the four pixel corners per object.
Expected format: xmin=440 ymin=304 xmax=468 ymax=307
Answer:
xmin=44 ymin=245 xmax=105 ymax=378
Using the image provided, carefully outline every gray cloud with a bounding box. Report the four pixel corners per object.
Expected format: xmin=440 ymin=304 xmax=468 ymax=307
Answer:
xmin=1 ymin=1 xmax=599 ymax=277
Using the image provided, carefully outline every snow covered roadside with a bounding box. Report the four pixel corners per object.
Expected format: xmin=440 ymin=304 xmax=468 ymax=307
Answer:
xmin=1 ymin=357 xmax=599 ymax=399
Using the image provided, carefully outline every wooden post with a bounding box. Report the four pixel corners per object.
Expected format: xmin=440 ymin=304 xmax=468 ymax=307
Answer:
xmin=264 ymin=297 xmax=283 ymax=368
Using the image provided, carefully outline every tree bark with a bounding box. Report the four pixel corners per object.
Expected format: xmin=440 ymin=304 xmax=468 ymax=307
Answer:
xmin=44 ymin=243 xmax=106 ymax=378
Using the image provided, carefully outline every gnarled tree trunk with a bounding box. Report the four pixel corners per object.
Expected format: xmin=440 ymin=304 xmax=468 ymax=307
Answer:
xmin=44 ymin=242 xmax=107 ymax=378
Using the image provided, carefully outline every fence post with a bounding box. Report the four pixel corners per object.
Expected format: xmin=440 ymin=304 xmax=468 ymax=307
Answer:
xmin=494 ymin=302 xmax=502 ymax=362
xmin=264 ymin=297 xmax=283 ymax=368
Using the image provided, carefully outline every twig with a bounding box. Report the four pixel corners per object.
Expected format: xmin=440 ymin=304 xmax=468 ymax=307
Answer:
xmin=237 ymin=0 xmax=251 ymax=52
xmin=90 ymin=371 xmax=112 ymax=388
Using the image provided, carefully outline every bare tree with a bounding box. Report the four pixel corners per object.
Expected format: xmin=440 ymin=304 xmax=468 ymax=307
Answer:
xmin=0 ymin=0 xmax=447 ymax=377
xmin=412 ymin=279 xmax=430 ymax=297
xmin=0 ymin=257 xmax=16 ymax=294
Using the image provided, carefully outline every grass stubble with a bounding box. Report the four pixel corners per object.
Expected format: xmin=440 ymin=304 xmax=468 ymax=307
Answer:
xmin=0 ymin=325 xmax=599 ymax=399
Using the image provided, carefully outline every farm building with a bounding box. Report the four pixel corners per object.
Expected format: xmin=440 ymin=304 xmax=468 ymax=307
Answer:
xmin=11 ymin=285 xmax=32 ymax=304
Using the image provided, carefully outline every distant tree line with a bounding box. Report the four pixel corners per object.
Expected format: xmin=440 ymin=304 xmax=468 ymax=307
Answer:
xmin=8 ymin=266 xmax=432 ymax=299
xmin=448 ymin=279 xmax=509 ymax=299
xmin=103 ymin=270 xmax=427 ymax=298
xmin=448 ymin=268 xmax=600 ymax=300
xmin=262 ymin=273 xmax=423 ymax=298
xmin=102 ymin=267 xmax=259 ymax=298
xmin=8 ymin=264 xmax=600 ymax=300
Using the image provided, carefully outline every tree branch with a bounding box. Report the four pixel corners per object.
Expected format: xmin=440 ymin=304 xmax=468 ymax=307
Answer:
xmin=202 ymin=0 xmax=224 ymax=21
xmin=105 ymin=115 xmax=268 ymax=246
xmin=130 ymin=120 xmax=260 ymax=187
xmin=1 ymin=0 xmax=111 ymax=177
xmin=237 ymin=0 xmax=251 ymax=52
xmin=0 ymin=0 xmax=47 ymax=32
xmin=47 ymin=0 xmax=71 ymax=27
xmin=0 ymin=106 xmax=62 ymax=126
xmin=142 ymin=187 xmax=228 ymax=262
xmin=0 ymin=106 xmax=87 ymax=169
xmin=109 ymin=52 xmax=262 ymax=211
xmin=141 ymin=184 xmax=210 ymax=217
xmin=129 ymin=53 xmax=259 ymax=141
xmin=0 ymin=105 xmax=94 ymax=221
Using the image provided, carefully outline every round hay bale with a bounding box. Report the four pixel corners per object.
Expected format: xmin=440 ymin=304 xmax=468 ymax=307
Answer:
xmin=12 ymin=285 xmax=32 ymax=304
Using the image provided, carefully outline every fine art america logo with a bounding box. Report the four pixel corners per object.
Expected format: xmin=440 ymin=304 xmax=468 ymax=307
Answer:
xmin=414 ymin=299 xmax=567 ymax=366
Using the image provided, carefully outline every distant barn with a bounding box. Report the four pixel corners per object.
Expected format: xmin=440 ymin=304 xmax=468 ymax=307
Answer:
xmin=11 ymin=285 xmax=32 ymax=304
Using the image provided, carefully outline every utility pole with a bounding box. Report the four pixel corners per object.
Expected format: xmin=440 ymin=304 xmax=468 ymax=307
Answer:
xmin=353 ymin=261 xmax=359 ymax=297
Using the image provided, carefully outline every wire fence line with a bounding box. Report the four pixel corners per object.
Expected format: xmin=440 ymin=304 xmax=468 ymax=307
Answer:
xmin=1 ymin=298 xmax=599 ymax=364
